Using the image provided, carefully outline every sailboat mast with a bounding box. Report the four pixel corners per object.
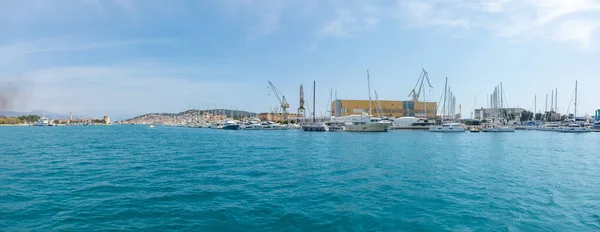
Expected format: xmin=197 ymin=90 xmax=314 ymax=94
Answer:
xmin=551 ymin=89 xmax=554 ymax=112
xmin=313 ymin=81 xmax=316 ymax=123
xmin=328 ymin=88 xmax=333 ymax=117
xmin=442 ymin=77 xmax=448 ymax=123
xmin=367 ymin=70 xmax=372 ymax=117
xmin=574 ymin=80 xmax=578 ymax=118
xmin=473 ymin=95 xmax=476 ymax=119
xmin=534 ymin=95 xmax=537 ymax=118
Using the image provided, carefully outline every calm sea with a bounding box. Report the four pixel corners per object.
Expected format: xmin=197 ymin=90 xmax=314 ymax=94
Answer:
xmin=1 ymin=126 xmax=599 ymax=231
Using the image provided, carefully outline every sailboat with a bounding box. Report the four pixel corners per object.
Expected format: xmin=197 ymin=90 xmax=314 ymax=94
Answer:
xmin=559 ymin=81 xmax=591 ymax=133
xmin=482 ymin=83 xmax=515 ymax=132
xmin=344 ymin=70 xmax=391 ymax=132
xmin=429 ymin=77 xmax=465 ymax=132
xmin=302 ymin=81 xmax=329 ymax=132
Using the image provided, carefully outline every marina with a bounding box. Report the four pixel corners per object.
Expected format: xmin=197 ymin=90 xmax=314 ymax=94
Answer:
xmin=4 ymin=2 xmax=600 ymax=231
xmin=100 ymin=75 xmax=599 ymax=134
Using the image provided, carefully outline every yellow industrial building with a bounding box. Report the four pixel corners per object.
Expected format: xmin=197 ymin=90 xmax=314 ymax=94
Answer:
xmin=331 ymin=100 xmax=437 ymax=118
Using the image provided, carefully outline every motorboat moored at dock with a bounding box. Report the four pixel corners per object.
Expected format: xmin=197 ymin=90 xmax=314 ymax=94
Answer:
xmin=558 ymin=124 xmax=591 ymax=133
xmin=222 ymin=121 xmax=240 ymax=130
xmin=429 ymin=123 xmax=465 ymax=132
xmin=324 ymin=121 xmax=345 ymax=132
xmin=345 ymin=117 xmax=391 ymax=132
xmin=481 ymin=126 xmax=515 ymax=132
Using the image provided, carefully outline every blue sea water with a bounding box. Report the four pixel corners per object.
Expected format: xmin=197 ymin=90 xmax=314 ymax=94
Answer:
xmin=1 ymin=126 xmax=599 ymax=231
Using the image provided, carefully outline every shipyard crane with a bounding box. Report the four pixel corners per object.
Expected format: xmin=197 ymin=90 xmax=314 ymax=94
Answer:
xmin=408 ymin=67 xmax=433 ymax=102
xmin=267 ymin=81 xmax=290 ymax=120
xmin=298 ymin=85 xmax=306 ymax=117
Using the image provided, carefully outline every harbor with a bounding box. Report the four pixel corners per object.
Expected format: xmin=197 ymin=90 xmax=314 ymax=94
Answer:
xmin=102 ymin=70 xmax=600 ymax=134
xmin=4 ymin=1 xmax=600 ymax=231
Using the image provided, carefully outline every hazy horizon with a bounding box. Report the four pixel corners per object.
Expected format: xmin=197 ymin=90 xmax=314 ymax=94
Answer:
xmin=2 ymin=0 xmax=600 ymax=120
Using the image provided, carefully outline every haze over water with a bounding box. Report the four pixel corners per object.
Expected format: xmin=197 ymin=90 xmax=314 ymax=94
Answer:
xmin=2 ymin=126 xmax=599 ymax=231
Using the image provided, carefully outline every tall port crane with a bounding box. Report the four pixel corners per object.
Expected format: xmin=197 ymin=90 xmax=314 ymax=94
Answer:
xmin=298 ymin=85 xmax=305 ymax=117
xmin=408 ymin=67 xmax=433 ymax=102
xmin=267 ymin=81 xmax=290 ymax=120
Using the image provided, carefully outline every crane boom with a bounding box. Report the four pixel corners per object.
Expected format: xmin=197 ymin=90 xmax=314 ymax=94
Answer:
xmin=267 ymin=81 xmax=290 ymax=120
xmin=408 ymin=67 xmax=433 ymax=102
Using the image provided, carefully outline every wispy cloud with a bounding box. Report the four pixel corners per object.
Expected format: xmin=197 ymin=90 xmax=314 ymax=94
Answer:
xmin=396 ymin=0 xmax=600 ymax=50
xmin=320 ymin=8 xmax=380 ymax=38
xmin=214 ymin=0 xmax=320 ymax=39
xmin=0 ymin=37 xmax=171 ymax=66
xmin=398 ymin=1 xmax=471 ymax=29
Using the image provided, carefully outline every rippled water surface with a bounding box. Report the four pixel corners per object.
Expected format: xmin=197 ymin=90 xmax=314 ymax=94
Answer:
xmin=2 ymin=126 xmax=600 ymax=231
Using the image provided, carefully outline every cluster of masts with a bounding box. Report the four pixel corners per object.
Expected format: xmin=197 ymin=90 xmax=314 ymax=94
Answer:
xmin=438 ymin=77 xmax=459 ymax=120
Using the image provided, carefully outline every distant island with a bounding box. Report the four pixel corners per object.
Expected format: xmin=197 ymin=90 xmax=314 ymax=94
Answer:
xmin=117 ymin=109 xmax=258 ymax=125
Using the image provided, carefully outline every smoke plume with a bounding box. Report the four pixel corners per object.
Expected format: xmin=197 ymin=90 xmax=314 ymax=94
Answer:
xmin=0 ymin=77 xmax=30 ymax=111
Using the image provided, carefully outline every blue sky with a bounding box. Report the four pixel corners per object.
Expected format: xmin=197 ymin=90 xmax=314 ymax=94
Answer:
xmin=1 ymin=0 xmax=599 ymax=119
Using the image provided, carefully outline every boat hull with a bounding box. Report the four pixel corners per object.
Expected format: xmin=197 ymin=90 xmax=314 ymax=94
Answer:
xmin=391 ymin=126 xmax=430 ymax=130
xmin=302 ymin=123 xmax=328 ymax=132
xmin=429 ymin=126 xmax=465 ymax=132
xmin=222 ymin=125 xmax=240 ymax=130
xmin=481 ymin=127 xmax=515 ymax=132
xmin=558 ymin=128 xmax=592 ymax=133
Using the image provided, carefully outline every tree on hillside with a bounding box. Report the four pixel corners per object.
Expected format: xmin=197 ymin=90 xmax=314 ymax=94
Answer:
xmin=17 ymin=115 xmax=41 ymax=123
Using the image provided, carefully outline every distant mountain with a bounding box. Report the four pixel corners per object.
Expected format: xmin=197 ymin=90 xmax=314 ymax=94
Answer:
xmin=0 ymin=110 xmax=70 ymax=119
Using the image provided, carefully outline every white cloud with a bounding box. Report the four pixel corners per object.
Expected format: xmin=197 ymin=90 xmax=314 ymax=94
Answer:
xmin=398 ymin=1 xmax=470 ymax=29
xmin=396 ymin=0 xmax=600 ymax=50
xmin=528 ymin=0 xmax=600 ymax=25
xmin=468 ymin=0 xmax=514 ymax=12
xmin=320 ymin=9 xmax=379 ymax=37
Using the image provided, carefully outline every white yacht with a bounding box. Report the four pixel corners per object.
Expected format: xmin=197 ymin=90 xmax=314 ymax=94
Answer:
xmin=481 ymin=126 xmax=515 ymax=132
xmin=558 ymin=123 xmax=591 ymax=133
xmin=392 ymin=117 xmax=420 ymax=127
xmin=345 ymin=117 xmax=391 ymax=132
xmin=324 ymin=121 xmax=346 ymax=132
xmin=241 ymin=122 xmax=263 ymax=130
xmin=392 ymin=117 xmax=434 ymax=130
xmin=261 ymin=121 xmax=287 ymax=130
xmin=34 ymin=117 xmax=50 ymax=126
xmin=285 ymin=124 xmax=302 ymax=130
xmin=429 ymin=123 xmax=465 ymax=132
xmin=540 ymin=122 xmax=560 ymax=131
